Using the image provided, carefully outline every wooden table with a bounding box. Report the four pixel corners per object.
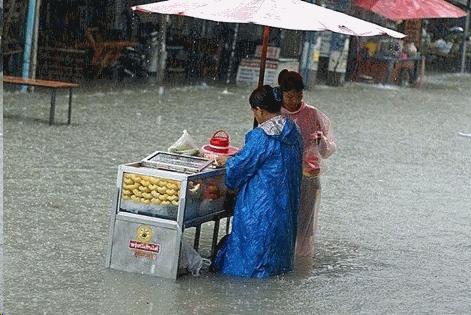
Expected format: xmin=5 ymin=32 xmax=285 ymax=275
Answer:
xmin=3 ymin=76 xmax=80 ymax=125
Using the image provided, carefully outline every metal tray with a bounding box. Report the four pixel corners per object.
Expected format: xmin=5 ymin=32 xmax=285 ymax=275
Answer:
xmin=141 ymin=151 xmax=213 ymax=174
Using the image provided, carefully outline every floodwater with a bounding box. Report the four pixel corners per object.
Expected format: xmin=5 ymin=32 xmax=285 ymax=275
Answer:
xmin=2 ymin=74 xmax=471 ymax=314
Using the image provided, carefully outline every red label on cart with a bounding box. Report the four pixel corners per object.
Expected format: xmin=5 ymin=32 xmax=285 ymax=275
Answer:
xmin=129 ymin=240 xmax=160 ymax=253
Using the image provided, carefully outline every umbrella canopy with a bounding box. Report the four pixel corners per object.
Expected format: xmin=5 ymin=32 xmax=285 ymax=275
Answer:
xmin=133 ymin=0 xmax=405 ymax=91
xmin=353 ymin=0 xmax=467 ymax=21
xmin=133 ymin=0 xmax=405 ymax=38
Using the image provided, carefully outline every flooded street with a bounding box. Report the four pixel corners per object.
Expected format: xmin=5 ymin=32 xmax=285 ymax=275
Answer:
xmin=3 ymin=74 xmax=471 ymax=314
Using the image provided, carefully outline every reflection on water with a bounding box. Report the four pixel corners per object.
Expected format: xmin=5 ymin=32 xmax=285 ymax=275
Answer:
xmin=3 ymin=74 xmax=471 ymax=314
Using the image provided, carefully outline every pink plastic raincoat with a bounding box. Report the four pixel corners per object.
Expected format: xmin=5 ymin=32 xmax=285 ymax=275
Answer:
xmin=282 ymin=102 xmax=336 ymax=256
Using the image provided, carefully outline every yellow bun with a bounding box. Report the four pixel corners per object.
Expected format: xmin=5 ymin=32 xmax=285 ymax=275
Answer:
xmin=141 ymin=180 xmax=150 ymax=187
xmin=123 ymin=178 xmax=133 ymax=185
xmin=130 ymin=195 xmax=140 ymax=201
xmin=138 ymin=186 xmax=150 ymax=193
xmin=157 ymin=186 xmax=167 ymax=194
xmin=150 ymin=190 xmax=160 ymax=198
xmin=151 ymin=198 xmax=161 ymax=204
xmin=132 ymin=189 xmax=143 ymax=197
xmin=149 ymin=177 xmax=160 ymax=185
xmin=122 ymin=189 xmax=132 ymax=196
xmin=141 ymin=198 xmax=150 ymax=204
xmin=167 ymin=195 xmax=178 ymax=202
xmin=149 ymin=184 xmax=158 ymax=191
xmin=161 ymin=201 xmax=171 ymax=205
xmin=171 ymin=200 xmax=179 ymax=206
xmin=123 ymin=195 xmax=131 ymax=200
xmin=142 ymin=192 xmax=153 ymax=199
xmin=165 ymin=184 xmax=176 ymax=190
xmin=124 ymin=183 xmax=139 ymax=190
xmin=166 ymin=189 xmax=176 ymax=196
xmin=158 ymin=194 xmax=167 ymax=201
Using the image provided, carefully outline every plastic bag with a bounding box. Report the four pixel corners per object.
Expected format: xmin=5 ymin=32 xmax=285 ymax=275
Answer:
xmin=179 ymin=241 xmax=211 ymax=276
xmin=168 ymin=130 xmax=200 ymax=156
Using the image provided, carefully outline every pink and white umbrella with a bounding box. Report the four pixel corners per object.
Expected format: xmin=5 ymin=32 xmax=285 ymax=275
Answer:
xmin=133 ymin=0 xmax=405 ymax=86
xmin=353 ymin=0 xmax=466 ymax=21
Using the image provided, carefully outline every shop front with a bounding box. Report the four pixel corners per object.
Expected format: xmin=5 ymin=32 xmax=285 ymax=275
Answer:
xmin=353 ymin=29 xmax=424 ymax=86
xmin=351 ymin=0 xmax=467 ymax=85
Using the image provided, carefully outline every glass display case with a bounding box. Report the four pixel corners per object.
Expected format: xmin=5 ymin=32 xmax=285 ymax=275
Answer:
xmin=116 ymin=151 xmax=227 ymax=222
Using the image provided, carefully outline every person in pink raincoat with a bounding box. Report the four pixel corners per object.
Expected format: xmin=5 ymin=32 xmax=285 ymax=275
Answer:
xmin=278 ymin=69 xmax=336 ymax=257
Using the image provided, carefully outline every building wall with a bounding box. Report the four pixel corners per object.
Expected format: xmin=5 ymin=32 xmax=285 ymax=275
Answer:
xmin=3 ymin=0 xmax=28 ymax=76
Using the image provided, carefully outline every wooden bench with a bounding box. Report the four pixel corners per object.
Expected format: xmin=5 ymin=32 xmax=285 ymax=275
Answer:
xmin=3 ymin=75 xmax=79 ymax=125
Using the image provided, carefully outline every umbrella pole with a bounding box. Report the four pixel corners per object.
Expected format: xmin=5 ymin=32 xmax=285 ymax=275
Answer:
xmin=226 ymin=23 xmax=240 ymax=84
xmin=258 ymin=25 xmax=271 ymax=88
xmin=30 ymin=0 xmax=42 ymax=92
xmin=460 ymin=0 xmax=470 ymax=73
xmin=253 ymin=25 xmax=271 ymax=128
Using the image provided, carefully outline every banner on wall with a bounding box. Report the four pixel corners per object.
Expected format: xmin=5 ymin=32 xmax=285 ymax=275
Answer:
xmin=328 ymin=37 xmax=350 ymax=73
xmin=236 ymin=58 xmax=299 ymax=85
xmin=319 ymin=31 xmax=332 ymax=57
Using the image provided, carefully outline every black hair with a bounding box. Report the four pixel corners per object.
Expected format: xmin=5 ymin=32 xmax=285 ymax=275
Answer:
xmin=249 ymin=85 xmax=282 ymax=113
xmin=278 ymin=69 xmax=304 ymax=92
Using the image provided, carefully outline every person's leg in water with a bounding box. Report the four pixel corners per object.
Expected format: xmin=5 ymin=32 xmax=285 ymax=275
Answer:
xmin=296 ymin=176 xmax=321 ymax=257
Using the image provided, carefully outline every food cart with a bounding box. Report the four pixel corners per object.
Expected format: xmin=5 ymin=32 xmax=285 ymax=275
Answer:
xmin=105 ymin=151 xmax=231 ymax=279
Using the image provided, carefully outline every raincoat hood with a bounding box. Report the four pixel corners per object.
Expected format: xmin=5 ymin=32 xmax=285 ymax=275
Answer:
xmin=258 ymin=115 xmax=299 ymax=146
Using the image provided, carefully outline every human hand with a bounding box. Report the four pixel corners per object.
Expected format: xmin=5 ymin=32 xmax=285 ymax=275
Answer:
xmin=214 ymin=156 xmax=228 ymax=167
xmin=314 ymin=131 xmax=323 ymax=145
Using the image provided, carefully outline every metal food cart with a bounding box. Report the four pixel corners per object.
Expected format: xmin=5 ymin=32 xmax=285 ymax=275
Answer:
xmin=105 ymin=151 xmax=231 ymax=279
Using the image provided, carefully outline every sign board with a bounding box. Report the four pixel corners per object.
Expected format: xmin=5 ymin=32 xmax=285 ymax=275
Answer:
xmin=328 ymin=37 xmax=350 ymax=73
xmin=320 ymin=31 xmax=332 ymax=57
xmin=239 ymin=58 xmax=279 ymax=69
xmin=254 ymin=46 xmax=281 ymax=60
xmin=236 ymin=59 xmax=279 ymax=85
xmin=236 ymin=58 xmax=299 ymax=86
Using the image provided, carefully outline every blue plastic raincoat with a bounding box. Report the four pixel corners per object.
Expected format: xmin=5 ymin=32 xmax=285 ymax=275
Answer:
xmin=213 ymin=116 xmax=303 ymax=278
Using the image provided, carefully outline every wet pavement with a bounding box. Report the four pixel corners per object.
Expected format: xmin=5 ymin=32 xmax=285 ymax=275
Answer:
xmin=2 ymin=74 xmax=471 ymax=314
xmin=1 ymin=77 xmax=4 ymax=310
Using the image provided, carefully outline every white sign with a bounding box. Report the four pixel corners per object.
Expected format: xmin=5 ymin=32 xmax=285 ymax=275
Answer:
xmin=320 ymin=31 xmax=332 ymax=57
xmin=236 ymin=58 xmax=299 ymax=86
xmin=328 ymin=38 xmax=350 ymax=73
xmin=254 ymin=46 xmax=281 ymax=60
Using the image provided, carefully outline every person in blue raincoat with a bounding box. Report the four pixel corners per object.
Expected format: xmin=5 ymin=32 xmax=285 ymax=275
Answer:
xmin=212 ymin=85 xmax=303 ymax=278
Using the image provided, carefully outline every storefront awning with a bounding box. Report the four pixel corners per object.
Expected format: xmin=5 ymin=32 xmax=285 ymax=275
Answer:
xmin=353 ymin=0 xmax=467 ymax=21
